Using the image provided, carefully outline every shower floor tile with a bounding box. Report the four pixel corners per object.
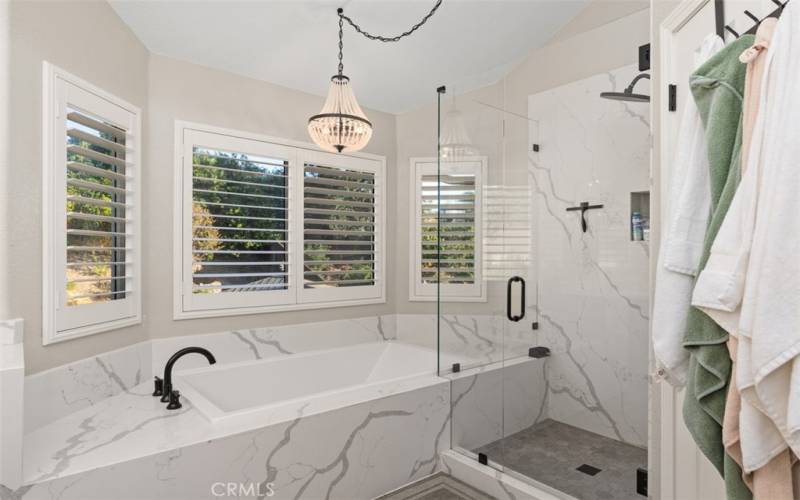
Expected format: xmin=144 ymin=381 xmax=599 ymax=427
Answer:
xmin=474 ymin=419 xmax=647 ymax=500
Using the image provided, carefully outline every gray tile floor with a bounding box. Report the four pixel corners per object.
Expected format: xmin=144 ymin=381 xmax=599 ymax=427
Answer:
xmin=474 ymin=419 xmax=647 ymax=500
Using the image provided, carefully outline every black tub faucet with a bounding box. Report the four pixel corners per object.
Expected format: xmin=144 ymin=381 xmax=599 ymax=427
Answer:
xmin=154 ymin=347 xmax=216 ymax=405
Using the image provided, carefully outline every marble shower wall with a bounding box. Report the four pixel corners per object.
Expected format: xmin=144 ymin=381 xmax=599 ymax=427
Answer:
xmin=449 ymin=358 xmax=547 ymax=452
xmin=396 ymin=314 xmax=533 ymax=370
xmin=528 ymin=64 xmax=650 ymax=447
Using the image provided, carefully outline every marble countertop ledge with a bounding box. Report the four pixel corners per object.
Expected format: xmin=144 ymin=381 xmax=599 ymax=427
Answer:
xmin=23 ymin=375 xmax=446 ymax=485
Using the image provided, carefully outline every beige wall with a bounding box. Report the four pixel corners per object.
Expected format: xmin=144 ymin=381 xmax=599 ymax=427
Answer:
xmin=394 ymin=7 xmax=650 ymax=315
xmin=9 ymin=0 xmax=150 ymax=373
xmin=9 ymin=0 xmax=647 ymax=374
xmin=143 ymin=54 xmax=397 ymax=341
xmin=9 ymin=1 xmax=396 ymax=373
xmin=0 ymin=0 xmax=10 ymax=320
xmin=395 ymin=81 xmax=506 ymax=317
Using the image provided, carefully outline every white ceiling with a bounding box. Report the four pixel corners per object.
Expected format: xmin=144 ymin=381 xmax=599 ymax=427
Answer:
xmin=110 ymin=0 xmax=589 ymax=114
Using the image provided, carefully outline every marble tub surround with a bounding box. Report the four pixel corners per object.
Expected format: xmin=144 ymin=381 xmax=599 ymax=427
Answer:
xmin=17 ymin=334 xmax=449 ymax=495
xmin=152 ymin=314 xmax=397 ymax=371
xmin=528 ymin=64 xmax=650 ymax=447
xmin=174 ymin=342 xmax=445 ymax=426
xmin=0 ymin=319 xmax=24 ymax=489
xmin=24 ymin=315 xmax=397 ymax=434
xmin=24 ymin=341 xmax=151 ymax=433
xmin=15 ymin=381 xmax=450 ymax=500
xmin=0 ymin=318 xmax=24 ymax=345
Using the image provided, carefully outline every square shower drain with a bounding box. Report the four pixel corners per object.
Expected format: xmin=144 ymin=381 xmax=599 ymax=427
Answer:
xmin=576 ymin=464 xmax=602 ymax=476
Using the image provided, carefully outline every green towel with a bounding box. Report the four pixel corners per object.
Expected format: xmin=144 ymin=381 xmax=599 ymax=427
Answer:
xmin=683 ymin=34 xmax=754 ymax=500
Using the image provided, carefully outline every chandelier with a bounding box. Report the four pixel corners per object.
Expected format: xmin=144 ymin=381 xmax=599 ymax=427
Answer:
xmin=308 ymin=2 xmax=443 ymax=153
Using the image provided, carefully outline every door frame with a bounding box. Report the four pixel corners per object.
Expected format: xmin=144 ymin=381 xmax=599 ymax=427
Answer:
xmin=654 ymin=1 xmax=723 ymax=499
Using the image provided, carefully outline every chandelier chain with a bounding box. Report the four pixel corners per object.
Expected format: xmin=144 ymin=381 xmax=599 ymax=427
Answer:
xmin=338 ymin=14 xmax=344 ymax=75
xmin=339 ymin=0 xmax=442 ymax=43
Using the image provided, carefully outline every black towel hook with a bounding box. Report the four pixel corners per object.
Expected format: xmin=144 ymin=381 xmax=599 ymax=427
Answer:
xmin=724 ymin=25 xmax=740 ymax=38
xmin=743 ymin=9 xmax=760 ymax=22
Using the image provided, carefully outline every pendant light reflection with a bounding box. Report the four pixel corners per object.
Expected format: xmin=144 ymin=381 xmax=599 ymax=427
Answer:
xmin=439 ymin=96 xmax=478 ymax=161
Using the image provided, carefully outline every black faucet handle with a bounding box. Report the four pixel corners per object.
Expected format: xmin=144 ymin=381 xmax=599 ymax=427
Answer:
xmin=152 ymin=376 xmax=164 ymax=397
xmin=166 ymin=390 xmax=182 ymax=410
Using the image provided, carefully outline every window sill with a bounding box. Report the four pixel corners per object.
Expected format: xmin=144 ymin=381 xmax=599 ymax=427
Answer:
xmin=44 ymin=316 xmax=142 ymax=346
xmin=408 ymin=295 xmax=488 ymax=303
xmin=174 ymin=296 xmax=387 ymax=321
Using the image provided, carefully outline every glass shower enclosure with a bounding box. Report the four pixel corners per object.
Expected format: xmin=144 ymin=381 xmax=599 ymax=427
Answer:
xmin=432 ymin=67 xmax=650 ymax=499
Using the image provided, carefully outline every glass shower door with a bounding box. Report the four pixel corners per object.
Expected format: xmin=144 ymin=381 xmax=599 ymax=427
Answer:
xmin=437 ymin=62 xmax=651 ymax=500
xmin=435 ymin=82 xmax=540 ymax=477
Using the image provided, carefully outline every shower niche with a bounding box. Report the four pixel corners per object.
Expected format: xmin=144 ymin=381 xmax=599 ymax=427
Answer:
xmin=630 ymin=190 xmax=650 ymax=242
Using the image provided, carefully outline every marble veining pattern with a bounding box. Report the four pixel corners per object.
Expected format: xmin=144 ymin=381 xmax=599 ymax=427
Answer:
xmin=151 ymin=315 xmax=398 ymax=371
xmin=26 ymin=315 xmax=397 ymax=433
xmin=528 ymin=64 xmax=650 ymax=447
xmin=449 ymin=359 xmax=547 ymax=452
xmin=8 ymin=381 xmax=450 ymax=500
xmin=24 ymin=341 xmax=151 ymax=433
xmin=396 ymin=314 xmax=531 ymax=370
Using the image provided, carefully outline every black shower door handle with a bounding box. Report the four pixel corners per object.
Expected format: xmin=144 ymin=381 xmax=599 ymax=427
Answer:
xmin=506 ymin=276 xmax=526 ymax=322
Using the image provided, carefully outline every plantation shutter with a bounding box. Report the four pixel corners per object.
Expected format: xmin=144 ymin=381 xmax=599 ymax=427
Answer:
xmin=300 ymin=151 xmax=383 ymax=303
xmin=65 ymin=109 xmax=132 ymax=306
xmin=413 ymin=158 xmax=485 ymax=301
xmin=181 ymin=130 xmax=295 ymax=312
xmin=48 ymin=67 xmax=141 ymax=342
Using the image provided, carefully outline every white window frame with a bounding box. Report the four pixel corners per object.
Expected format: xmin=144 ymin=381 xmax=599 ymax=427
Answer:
xmin=174 ymin=121 xmax=386 ymax=320
xmin=179 ymin=129 xmax=297 ymax=313
xmin=409 ymin=157 xmax=487 ymax=302
xmin=42 ymin=62 xmax=142 ymax=344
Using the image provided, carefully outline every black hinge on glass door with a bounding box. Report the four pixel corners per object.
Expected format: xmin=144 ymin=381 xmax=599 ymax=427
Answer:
xmin=506 ymin=276 xmax=526 ymax=322
xmin=668 ymin=84 xmax=677 ymax=112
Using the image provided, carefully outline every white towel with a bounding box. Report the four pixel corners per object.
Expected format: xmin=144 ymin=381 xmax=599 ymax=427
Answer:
xmin=742 ymin=2 xmax=800 ymax=461
xmin=652 ymin=34 xmax=723 ymax=386
xmin=694 ymin=3 xmax=800 ymax=470
xmin=691 ymin=23 xmax=785 ymax=471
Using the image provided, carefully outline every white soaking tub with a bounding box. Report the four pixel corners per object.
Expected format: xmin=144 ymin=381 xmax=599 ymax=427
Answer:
xmin=174 ymin=341 xmax=456 ymax=427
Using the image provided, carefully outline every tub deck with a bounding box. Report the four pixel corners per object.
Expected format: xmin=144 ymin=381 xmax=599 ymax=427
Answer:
xmin=22 ymin=341 xmax=448 ymax=485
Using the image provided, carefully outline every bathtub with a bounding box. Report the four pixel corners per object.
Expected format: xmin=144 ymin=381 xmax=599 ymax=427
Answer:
xmin=175 ymin=341 xmax=456 ymax=428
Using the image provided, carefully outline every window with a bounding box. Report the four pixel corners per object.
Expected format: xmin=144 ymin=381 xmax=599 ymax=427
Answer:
xmin=300 ymin=151 xmax=382 ymax=304
xmin=43 ymin=63 xmax=142 ymax=344
xmin=410 ymin=157 xmax=486 ymax=302
xmin=175 ymin=124 xmax=385 ymax=318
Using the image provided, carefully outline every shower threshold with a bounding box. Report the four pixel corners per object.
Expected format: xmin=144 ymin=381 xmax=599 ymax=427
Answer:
xmin=474 ymin=419 xmax=647 ymax=500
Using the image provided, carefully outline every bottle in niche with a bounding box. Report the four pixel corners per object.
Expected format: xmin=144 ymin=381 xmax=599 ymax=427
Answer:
xmin=632 ymin=211 xmax=644 ymax=241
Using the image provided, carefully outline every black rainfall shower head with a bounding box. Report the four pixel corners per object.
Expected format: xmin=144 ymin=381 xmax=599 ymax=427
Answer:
xmin=599 ymin=91 xmax=650 ymax=102
xmin=600 ymin=72 xmax=650 ymax=103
